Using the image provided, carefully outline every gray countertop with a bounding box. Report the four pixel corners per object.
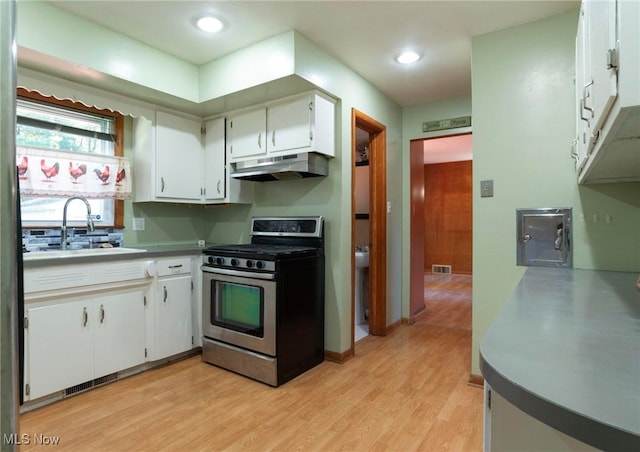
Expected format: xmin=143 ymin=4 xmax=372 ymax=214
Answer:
xmin=480 ymin=267 xmax=640 ymax=451
xmin=22 ymin=244 xmax=205 ymax=268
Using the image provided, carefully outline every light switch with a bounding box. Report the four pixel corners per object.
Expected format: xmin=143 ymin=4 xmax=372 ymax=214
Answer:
xmin=480 ymin=180 xmax=494 ymax=198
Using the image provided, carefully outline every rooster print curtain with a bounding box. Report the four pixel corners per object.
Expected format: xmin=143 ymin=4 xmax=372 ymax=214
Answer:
xmin=17 ymin=146 xmax=132 ymax=199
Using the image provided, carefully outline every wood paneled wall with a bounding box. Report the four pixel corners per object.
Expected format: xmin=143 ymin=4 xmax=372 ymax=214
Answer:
xmin=424 ymin=160 xmax=472 ymax=274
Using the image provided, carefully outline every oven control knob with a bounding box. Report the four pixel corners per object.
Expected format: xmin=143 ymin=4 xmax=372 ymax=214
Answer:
xmin=207 ymin=256 xmax=215 ymax=265
xmin=255 ymin=260 xmax=265 ymax=269
xmin=246 ymin=260 xmax=254 ymax=268
xmin=230 ymin=258 xmax=240 ymax=267
xmin=215 ymin=257 xmax=225 ymax=265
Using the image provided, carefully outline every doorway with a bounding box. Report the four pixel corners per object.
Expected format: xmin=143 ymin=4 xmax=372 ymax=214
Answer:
xmin=351 ymin=109 xmax=387 ymax=349
xmin=410 ymin=133 xmax=473 ymax=324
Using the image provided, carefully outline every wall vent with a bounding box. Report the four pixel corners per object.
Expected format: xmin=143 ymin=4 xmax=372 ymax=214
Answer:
xmin=432 ymin=264 xmax=452 ymax=274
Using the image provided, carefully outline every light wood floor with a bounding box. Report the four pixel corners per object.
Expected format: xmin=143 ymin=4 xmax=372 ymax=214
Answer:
xmin=20 ymin=275 xmax=481 ymax=451
xmin=421 ymin=273 xmax=472 ymax=331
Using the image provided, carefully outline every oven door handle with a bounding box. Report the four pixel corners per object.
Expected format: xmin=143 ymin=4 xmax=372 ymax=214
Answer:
xmin=201 ymin=266 xmax=276 ymax=280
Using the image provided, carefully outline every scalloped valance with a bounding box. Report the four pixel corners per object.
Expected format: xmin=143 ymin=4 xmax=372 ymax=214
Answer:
xmin=17 ymin=146 xmax=132 ymax=200
xmin=17 ymin=67 xmax=156 ymax=120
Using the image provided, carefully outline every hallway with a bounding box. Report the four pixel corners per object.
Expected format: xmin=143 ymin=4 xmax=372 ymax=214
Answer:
xmin=422 ymin=272 xmax=472 ymax=331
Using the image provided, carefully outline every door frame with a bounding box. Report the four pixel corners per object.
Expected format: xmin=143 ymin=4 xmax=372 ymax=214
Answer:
xmin=409 ymin=131 xmax=473 ymax=323
xmin=351 ymin=109 xmax=387 ymax=347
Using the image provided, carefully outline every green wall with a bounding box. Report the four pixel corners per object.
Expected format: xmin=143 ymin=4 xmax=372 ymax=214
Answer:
xmin=401 ymin=96 xmax=472 ymax=319
xmin=17 ymin=1 xmax=199 ymax=102
xmin=470 ymin=9 xmax=640 ymax=376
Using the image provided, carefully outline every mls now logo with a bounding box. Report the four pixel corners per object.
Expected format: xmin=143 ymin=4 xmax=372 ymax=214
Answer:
xmin=3 ymin=433 xmax=61 ymax=445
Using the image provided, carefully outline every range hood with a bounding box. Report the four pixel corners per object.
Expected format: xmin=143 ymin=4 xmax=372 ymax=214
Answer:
xmin=230 ymin=152 xmax=329 ymax=182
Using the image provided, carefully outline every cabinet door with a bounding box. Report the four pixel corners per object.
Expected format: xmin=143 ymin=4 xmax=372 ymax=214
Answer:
xmin=93 ymin=289 xmax=146 ymax=378
xmin=585 ymin=0 xmax=617 ymax=139
xmin=155 ymin=111 xmax=203 ymax=201
xmin=227 ymin=108 xmax=266 ymax=161
xmin=267 ymin=95 xmax=312 ymax=155
xmin=155 ymin=275 xmax=193 ymax=359
xmin=574 ymin=2 xmax=590 ymax=172
xmin=26 ymin=300 xmax=94 ymax=400
xmin=204 ymin=117 xmax=226 ymax=201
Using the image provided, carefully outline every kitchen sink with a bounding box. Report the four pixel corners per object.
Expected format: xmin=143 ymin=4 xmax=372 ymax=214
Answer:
xmin=23 ymin=247 xmax=146 ymax=260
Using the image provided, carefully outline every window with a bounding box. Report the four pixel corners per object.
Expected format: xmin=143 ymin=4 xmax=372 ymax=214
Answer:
xmin=16 ymin=89 xmax=124 ymax=228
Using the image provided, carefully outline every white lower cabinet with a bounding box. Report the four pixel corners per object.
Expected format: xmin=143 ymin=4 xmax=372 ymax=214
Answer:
xmin=149 ymin=256 xmax=194 ymax=360
xmin=23 ymin=255 xmax=200 ymax=404
xmin=25 ymin=287 xmax=147 ymax=401
xmin=484 ymin=384 xmax=598 ymax=451
xmin=93 ymin=290 xmax=147 ymax=378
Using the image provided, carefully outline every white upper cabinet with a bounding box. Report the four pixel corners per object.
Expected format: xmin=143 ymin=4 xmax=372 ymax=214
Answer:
xmin=155 ymin=111 xmax=203 ymax=201
xmin=575 ymin=0 xmax=640 ymax=184
xmin=228 ymin=91 xmax=336 ymax=163
xmin=203 ymin=117 xmax=226 ymax=202
xmin=226 ymin=108 xmax=267 ymax=160
xmin=133 ymin=111 xmax=253 ymax=204
xmin=267 ymin=95 xmax=314 ymax=154
xmin=574 ymin=4 xmax=589 ymax=172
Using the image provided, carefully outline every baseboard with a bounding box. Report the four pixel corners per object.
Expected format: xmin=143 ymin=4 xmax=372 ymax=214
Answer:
xmin=468 ymin=373 xmax=484 ymax=388
xmin=324 ymin=348 xmax=353 ymax=364
xmin=386 ymin=318 xmax=402 ymax=334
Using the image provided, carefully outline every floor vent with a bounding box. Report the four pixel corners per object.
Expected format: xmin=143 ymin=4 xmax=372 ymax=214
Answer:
xmin=432 ymin=264 xmax=452 ymax=274
xmin=64 ymin=372 xmax=119 ymax=397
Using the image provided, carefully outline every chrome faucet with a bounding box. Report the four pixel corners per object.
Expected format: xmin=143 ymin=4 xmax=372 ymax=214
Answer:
xmin=61 ymin=196 xmax=95 ymax=250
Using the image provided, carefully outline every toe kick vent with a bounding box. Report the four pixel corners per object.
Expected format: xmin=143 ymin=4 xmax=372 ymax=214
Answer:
xmin=432 ymin=264 xmax=452 ymax=274
xmin=64 ymin=372 xmax=119 ymax=397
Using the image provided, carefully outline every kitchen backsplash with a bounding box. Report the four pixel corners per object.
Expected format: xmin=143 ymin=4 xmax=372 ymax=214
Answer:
xmin=22 ymin=229 xmax=124 ymax=253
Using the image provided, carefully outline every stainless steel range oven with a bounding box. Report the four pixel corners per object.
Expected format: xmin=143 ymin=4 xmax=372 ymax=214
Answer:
xmin=201 ymin=216 xmax=324 ymax=386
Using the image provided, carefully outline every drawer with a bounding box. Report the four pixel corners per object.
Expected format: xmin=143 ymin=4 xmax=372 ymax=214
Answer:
xmin=156 ymin=257 xmax=191 ymax=276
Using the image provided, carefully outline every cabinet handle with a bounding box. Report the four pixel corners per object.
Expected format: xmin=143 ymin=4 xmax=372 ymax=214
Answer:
xmin=163 ymin=286 xmax=168 ymax=303
xmin=161 ymin=177 xmax=165 ymax=192
xmin=258 ymin=132 xmax=262 ymax=149
xmin=272 ymin=130 xmax=276 ymax=146
xmin=100 ymin=304 xmax=105 ymax=324
xmin=582 ymin=80 xmax=594 ymax=118
xmin=216 ymin=179 xmax=221 ymax=194
xmin=168 ymin=264 xmax=183 ymax=269
xmin=82 ymin=307 xmax=88 ymax=327
xmin=579 ymin=99 xmax=591 ymax=126
xmin=570 ymin=139 xmax=578 ymax=161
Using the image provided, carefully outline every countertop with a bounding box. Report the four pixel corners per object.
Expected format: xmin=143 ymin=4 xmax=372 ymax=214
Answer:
xmin=22 ymin=244 xmax=205 ymax=268
xmin=480 ymin=267 xmax=640 ymax=451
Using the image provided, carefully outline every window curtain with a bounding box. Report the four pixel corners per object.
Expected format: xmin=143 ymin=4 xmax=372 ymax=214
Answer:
xmin=17 ymin=146 xmax=132 ymax=199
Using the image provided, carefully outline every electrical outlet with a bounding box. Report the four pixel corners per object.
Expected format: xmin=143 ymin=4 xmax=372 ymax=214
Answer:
xmin=132 ymin=217 xmax=145 ymax=231
xmin=480 ymin=180 xmax=494 ymax=198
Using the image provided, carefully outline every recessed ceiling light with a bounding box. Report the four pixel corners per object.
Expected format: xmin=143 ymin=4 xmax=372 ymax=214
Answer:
xmin=196 ymin=15 xmax=224 ymax=33
xmin=396 ymin=51 xmax=421 ymax=65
